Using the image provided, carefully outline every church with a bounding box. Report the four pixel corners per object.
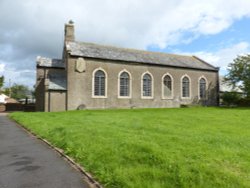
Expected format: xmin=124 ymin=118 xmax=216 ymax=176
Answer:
xmin=35 ymin=21 xmax=219 ymax=112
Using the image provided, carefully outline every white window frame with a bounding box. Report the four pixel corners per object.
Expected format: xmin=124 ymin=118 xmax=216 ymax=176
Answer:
xmin=118 ymin=69 xmax=132 ymax=99
xmin=92 ymin=67 xmax=108 ymax=98
xmin=181 ymin=74 xmax=191 ymax=99
xmin=141 ymin=71 xmax=154 ymax=99
xmin=198 ymin=76 xmax=208 ymax=100
xmin=162 ymin=73 xmax=174 ymax=99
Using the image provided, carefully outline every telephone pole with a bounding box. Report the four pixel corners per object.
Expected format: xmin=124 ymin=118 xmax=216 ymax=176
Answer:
xmin=9 ymin=79 xmax=12 ymax=98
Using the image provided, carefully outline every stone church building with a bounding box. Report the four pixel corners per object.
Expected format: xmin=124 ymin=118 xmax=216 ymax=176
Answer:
xmin=36 ymin=21 xmax=219 ymax=112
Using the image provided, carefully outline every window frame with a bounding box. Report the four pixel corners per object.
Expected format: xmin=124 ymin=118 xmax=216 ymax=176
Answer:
xmin=118 ymin=70 xmax=132 ymax=99
xmin=181 ymin=74 xmax=191 ymax=99
xmin=141 ymin=71 xmax=154 ymax=99
xmin=92 ymin=68 xmax=108 ymax=98
xmin=198 ymin=76 xmax=208 ymax=100
xmin=162 ymin=73 xmax=174 ymax=99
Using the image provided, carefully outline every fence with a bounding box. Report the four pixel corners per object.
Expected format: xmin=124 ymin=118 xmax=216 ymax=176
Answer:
xmin=0 ymin=103 xmax=35 ymax=112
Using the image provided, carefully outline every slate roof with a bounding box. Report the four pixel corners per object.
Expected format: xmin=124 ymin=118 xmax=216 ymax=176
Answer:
xmin=220 ymin=77 xmax=243 ymax=93
xmin=48 ymin=71 xmax=67 ymax=90
xmin=36 ymin=56 xmax=64 ymax=68
xmin=66 ymin=41 xmax=218 ymax=71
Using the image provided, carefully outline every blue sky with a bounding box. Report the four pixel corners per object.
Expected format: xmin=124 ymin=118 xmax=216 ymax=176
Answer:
xmin=149 ymin=16 xmax=250 ymax=74
xmin=0 ymin=0 xmax=250 ymax=88
xmin=168 ymin=17 xmax=250 ymax=52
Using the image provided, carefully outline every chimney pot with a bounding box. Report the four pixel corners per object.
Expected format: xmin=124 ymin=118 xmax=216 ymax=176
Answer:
xmin=64 ymin=21 xmax=75 ymax=42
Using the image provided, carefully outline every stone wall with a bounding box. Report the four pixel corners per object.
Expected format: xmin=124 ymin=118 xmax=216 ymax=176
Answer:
xmin=36 ymin=67 xmax=66 ymax=112
xmin=47 ymin=91 xmax=66 ymax=112
xmin=35 ymin=67 xmax=46 ymax=111
xmin=66 ymin=56 xmax=218 ymax=110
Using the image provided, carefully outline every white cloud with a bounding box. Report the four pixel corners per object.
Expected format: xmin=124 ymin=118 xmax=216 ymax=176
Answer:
xmin=1 ymin=68 xmax=36 ymax=88
xmin=1 ymin=0 xmax=250 ymax=49
xmin=182 ymin=42 xmax=250 ymax=74
xmin=0 ymin=0 xmax=250 ymax=86
xmin=0 ymin=63 xmax=5 ymax=73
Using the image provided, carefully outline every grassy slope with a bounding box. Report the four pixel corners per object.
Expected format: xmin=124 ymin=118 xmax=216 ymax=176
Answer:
xmin=10 ymin=108 xmax=250 ymax=188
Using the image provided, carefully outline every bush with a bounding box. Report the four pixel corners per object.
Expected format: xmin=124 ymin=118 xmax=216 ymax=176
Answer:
xmin=221 ymin=92 xmax=241 ymax=106
xmin=237 ymin=98 xmax=250 ymax=107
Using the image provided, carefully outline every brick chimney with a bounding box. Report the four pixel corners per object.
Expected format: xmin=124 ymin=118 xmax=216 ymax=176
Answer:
xmin=64 ymin=20 xmax=75 ymax=42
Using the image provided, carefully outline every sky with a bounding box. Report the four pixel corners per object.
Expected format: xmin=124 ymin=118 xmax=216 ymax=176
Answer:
xmin=0 ymin=0 xmax=250 ymax=88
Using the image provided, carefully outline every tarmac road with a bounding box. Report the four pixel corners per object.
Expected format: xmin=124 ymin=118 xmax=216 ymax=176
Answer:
xmin=0 ymin=113 xmax=90 ymax=188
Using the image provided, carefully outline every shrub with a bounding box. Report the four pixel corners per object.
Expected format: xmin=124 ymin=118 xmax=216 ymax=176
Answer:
xmin=237 ymin=98 xmax=250 ymax=107
xmin=221 ymin=92 xmax=241 ymax=106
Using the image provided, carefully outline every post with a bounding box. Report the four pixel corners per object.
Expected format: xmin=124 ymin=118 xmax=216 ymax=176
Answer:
xmin=9 ymin=79 xmax=12 ymax=98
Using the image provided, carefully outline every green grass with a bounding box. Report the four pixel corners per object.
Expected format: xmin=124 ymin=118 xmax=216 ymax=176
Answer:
xmin=10 ymin=107 xmax=250 ymax=188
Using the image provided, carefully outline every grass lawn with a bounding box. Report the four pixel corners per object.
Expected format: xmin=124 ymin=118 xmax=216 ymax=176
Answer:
xmin=10 ymin=107 xmax=250 ymax=188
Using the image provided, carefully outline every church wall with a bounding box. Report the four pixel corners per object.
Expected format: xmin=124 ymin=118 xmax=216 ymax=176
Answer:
xmin=48 ymin=91 xmax=66 ymax=112
xmin=66 ymin=56 xmax=86 ymax=110
xmin=35 ymin=67 xmax=46 ymax=111
xmin=66 ymin=56 xmax=218 ymax=110
xmin=36 ymin=67 xmax=67 ymax=112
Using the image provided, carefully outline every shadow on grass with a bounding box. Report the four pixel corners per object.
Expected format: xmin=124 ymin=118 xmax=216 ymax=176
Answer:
xmin=218 ymin=106 xmax=250 ymax=110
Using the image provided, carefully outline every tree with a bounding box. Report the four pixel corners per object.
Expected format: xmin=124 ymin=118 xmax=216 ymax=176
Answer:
xmin=4 ymin=84 xmax=30 ymax=100
xmin=225 ymin=54 xmax=250 ymax=97
xmin=0 ymin=76 xmax=4 ymax=92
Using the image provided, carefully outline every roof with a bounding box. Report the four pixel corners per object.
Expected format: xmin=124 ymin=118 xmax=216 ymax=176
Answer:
xmin=66 ymin=41 xmax=218 ymax=71
xmin=5 ymin=98 xmax=19 ymax=104
xmin=0 ymin=94 xmax=8 ymax=103
xmin=36 ymin=56 xmax=64 ymax=68
xmin=48 ymin=71 xmax=67 ymax=90
xmin=219 ymin=77 xmax=243 ymax=93
xmin=0 ymin=94 xmax=19 ymax=104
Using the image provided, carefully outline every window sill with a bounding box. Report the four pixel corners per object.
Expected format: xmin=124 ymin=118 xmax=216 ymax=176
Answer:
xmin=92 ymin=96 xmax=107 ymax=99
xmin=162 ymin=97 xmax=174 ymax=100
xmin=141 ymin=96 xmax=154 ymax=99
xmin=181 ymin=97 xmax=191 ymax=100
xmin=118 ymin=96 xmax=132 ymax=99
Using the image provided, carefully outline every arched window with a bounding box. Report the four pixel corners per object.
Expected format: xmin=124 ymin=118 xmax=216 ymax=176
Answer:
xmin=94 ymin=70 xmax=106 ymax=96
xmin=119 ymin=72 xmax=130 ymax=97
xmin=163 ymin=75 xmax=172 ymax=98
xmin=142 ymin=73 xmax=152 ymax=97
xmin=182 ymin=76 xmax=190 ymax=98
xmin=199 ymin=78 xmax=206 ymax=99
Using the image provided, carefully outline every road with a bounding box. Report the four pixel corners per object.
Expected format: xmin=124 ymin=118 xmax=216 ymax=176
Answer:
xmin=0 ymin=113 xmax=90 ymax=188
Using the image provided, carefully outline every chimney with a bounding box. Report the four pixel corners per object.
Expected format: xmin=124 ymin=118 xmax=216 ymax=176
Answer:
xmin=64 ymin=20 xmax=75 ymax=42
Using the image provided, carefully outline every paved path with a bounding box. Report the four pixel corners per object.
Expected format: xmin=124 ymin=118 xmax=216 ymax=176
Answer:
xmin=0 ymin=113 xmax=90 ymax=188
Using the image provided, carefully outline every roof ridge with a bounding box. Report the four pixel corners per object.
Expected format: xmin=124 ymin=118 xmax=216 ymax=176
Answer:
xmin=72 ymin=41 xmax=194 ymax=59
xmin=66 ymin=41 xmax=218 ymax=71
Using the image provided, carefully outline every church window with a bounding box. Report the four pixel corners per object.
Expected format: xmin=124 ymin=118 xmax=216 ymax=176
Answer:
xmin=199 ymin=78 xmax=206 ymax=99
xmin=182 ymin=76 xmax=190 ymax=98
xmin=119 ymin=72 xmax=130 ymax=97
xmin=94 ymin=70 xmax=106 ymax=96
xmin=163 ymin=74 xmax=172 ymax=98
xmin=142 ymin=73 xmax=152 ymax=97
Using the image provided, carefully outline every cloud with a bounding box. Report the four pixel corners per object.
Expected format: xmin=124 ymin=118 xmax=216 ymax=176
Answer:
xmin=1 ymin=68 xmax=36 ymax=88
xmin=183 ymin=42 xmax=250 ymax=74
xmin=0 ymin=63 xmax=5 ymax=73
xmin=0 ymin=0 xmax=250 ymax=87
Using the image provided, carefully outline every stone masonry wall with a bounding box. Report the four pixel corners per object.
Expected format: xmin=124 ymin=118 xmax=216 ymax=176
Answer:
xmin=66 ymin=56 xmax=218 ymax=110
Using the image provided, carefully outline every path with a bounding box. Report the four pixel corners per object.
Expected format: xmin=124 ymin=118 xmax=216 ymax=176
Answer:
xmin=0 ymin=113 xmax=90 ymax=188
